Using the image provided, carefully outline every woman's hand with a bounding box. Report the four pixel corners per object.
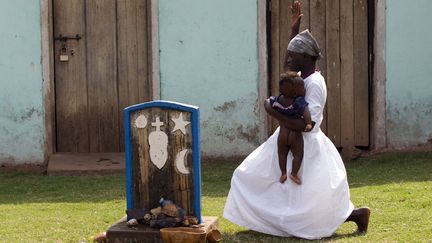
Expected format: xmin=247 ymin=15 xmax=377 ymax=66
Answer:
xmin=304 ymin=123 xmax=313 ymax=132
xmin=291 ymin=1 xmax=303 ymax=33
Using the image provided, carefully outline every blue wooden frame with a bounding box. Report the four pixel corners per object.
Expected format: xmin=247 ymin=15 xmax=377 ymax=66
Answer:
xmin=123 ymin=100 xmax=201 ymax=222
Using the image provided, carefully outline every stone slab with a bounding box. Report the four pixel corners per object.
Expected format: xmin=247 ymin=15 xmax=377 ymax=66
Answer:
xmin=106 ymin=216 xmax=218 ymax=243
xmin=47 ymin=153 xmax=125 ymax=175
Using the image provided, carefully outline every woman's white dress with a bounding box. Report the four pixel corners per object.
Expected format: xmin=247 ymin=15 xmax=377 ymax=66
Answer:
xmin=223 ymin=71 xmax=354 ymax=240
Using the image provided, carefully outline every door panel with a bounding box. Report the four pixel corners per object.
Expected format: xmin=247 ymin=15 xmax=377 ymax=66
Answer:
xmin=117 ymin=0 xmax=152 ymax=150
xmin=54 ymin=0 xmax=152 ymax=153
xmin=54 ymin=0 xmax=89 ymax=152
xmin=86 ymin=0 xmax=119 ymax=152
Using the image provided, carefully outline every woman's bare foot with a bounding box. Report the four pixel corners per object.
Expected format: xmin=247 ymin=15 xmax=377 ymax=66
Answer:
xmin=354 ymin=207 xmax=371 ymax=234
xmin=345 ymin=207 xmax=371 ymax=234
xmin=289 ymin=174 xmax=302 ymax=185
xmin=280 ymin=173 xmax=288 ymax=183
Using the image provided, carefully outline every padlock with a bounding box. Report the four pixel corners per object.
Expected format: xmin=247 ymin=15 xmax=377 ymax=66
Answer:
xmin=59 ymin=55 xmax=69 ymax=62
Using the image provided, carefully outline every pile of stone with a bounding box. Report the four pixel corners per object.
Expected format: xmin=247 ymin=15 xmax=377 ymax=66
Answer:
xmin=126 ymin=198 xmax=200 ymax=229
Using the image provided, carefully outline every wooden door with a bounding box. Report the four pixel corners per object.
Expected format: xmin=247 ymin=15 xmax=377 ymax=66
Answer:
xmin=268 ymin=0 xmax=370 ymax=155
xmin=53 ymin=0 xmax=152 ymax=153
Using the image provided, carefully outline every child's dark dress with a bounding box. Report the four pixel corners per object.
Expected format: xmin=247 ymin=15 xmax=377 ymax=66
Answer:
xmin=269 ymin=95 xmax=308 ymax=118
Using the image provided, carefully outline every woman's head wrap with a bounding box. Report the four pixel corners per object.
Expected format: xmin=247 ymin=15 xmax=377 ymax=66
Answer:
xmin=287 ymin=29 xmax=322 ymax=59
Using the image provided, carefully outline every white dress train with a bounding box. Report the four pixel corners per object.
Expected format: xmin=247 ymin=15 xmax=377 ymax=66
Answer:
xmin=223 ymin=72 xmax=354 ymax=240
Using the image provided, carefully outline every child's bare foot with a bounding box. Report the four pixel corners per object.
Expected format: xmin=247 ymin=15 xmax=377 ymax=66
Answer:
xmin=280 ymin=174 xmax=288 ymax=183
xmin=289 ymin=174 xmax=302 ymax=185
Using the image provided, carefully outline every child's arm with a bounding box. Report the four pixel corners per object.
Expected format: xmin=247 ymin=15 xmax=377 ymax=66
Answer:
xmin=303 ymin=106 xmax=313 ymax=132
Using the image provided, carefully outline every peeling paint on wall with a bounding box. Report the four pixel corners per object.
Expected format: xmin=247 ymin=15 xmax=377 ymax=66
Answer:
xmin=214 ymin=101 xmax=237 ymax=112
xmin=386 ymin=100 xmax=432 ymax=148
xmin=2 ymin=107 xmax=43 ymax=124
xmin=204 ymin=96 xmax=261 ymax=145
xmin=198 ymin=95 xmax=261 ymax=158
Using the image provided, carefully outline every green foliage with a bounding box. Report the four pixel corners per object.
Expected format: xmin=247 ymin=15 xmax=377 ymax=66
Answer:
xmin=0 ymin=152 xmax=431 ymax=242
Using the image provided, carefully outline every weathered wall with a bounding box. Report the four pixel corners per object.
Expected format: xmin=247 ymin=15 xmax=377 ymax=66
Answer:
xmin=0 ymin=0 xmax=45 ymax=164
xmin=158 ymin=0 xmax=262 ymax=158
xmin=386 ymin=0 xmax=432 ymax=148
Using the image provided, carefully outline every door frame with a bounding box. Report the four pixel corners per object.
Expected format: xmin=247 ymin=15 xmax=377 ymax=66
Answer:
xmin=41 ymin=0 xmax=161 ymax=161
xmin=371 ymin=0 xmax=387 ymax=151
xmin=258 ymin=0 xmax=269 ymax=144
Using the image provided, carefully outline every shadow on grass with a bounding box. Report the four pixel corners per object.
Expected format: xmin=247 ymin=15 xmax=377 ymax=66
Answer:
xmin=224 ymin=229 xmax=365 ymax=242
xmin=346 ymin=152 xmax=432 ymax=188
xmin=0 ymin=172 xmax=125 ymax=204
xmin=201 ymin=152 xmax=432 ymax=197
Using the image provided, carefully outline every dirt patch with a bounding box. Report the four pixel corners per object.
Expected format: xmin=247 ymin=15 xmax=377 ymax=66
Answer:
xmin=0 ymin=163 xmax=46 ymax=174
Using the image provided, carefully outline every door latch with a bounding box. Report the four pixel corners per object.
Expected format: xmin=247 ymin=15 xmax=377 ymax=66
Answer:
xmin=54 ymin=34 xmax=82 ymax=42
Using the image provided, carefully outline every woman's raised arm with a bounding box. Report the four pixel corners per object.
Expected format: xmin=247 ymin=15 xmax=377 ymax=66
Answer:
xmin=290 ymin=1 xmax=303 ymax=39
xmin=284 ymin=1 xmax=303 ymax=71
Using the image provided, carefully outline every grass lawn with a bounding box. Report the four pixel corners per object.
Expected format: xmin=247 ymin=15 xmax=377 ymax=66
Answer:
xmin=0 ymin=152 xmax=431 ymax=242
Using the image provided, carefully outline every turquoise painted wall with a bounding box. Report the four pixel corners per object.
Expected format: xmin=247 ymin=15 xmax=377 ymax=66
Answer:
xmin=159 ymin=0 xmax=261 ymax=158
xmin=0 ymin=1 xmax=45 ymax=164
xmin=386 ymin=0 xmax=432 ymax=148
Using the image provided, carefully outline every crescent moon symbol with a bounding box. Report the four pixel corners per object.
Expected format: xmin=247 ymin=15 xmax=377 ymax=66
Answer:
xmin=175 ymin=149 xmax=190 ymax=175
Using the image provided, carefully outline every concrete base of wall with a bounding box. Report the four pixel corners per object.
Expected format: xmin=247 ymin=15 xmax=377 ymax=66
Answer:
xmin=0 ymin=163 xmax=45 ymax=173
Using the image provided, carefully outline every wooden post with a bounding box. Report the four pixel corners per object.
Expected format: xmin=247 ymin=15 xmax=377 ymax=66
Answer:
xmin=326 ymin=0 xmax=341 ymax=147
xmin=340 ymin=0 xmax=355 ymax=159
xmin=269 ymin=0 xmax=281 ymax=134
xmin=309 ymin=0 xmax=327 ymax=134
xmin=354 ymin=0 xmax=370 ymax=147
